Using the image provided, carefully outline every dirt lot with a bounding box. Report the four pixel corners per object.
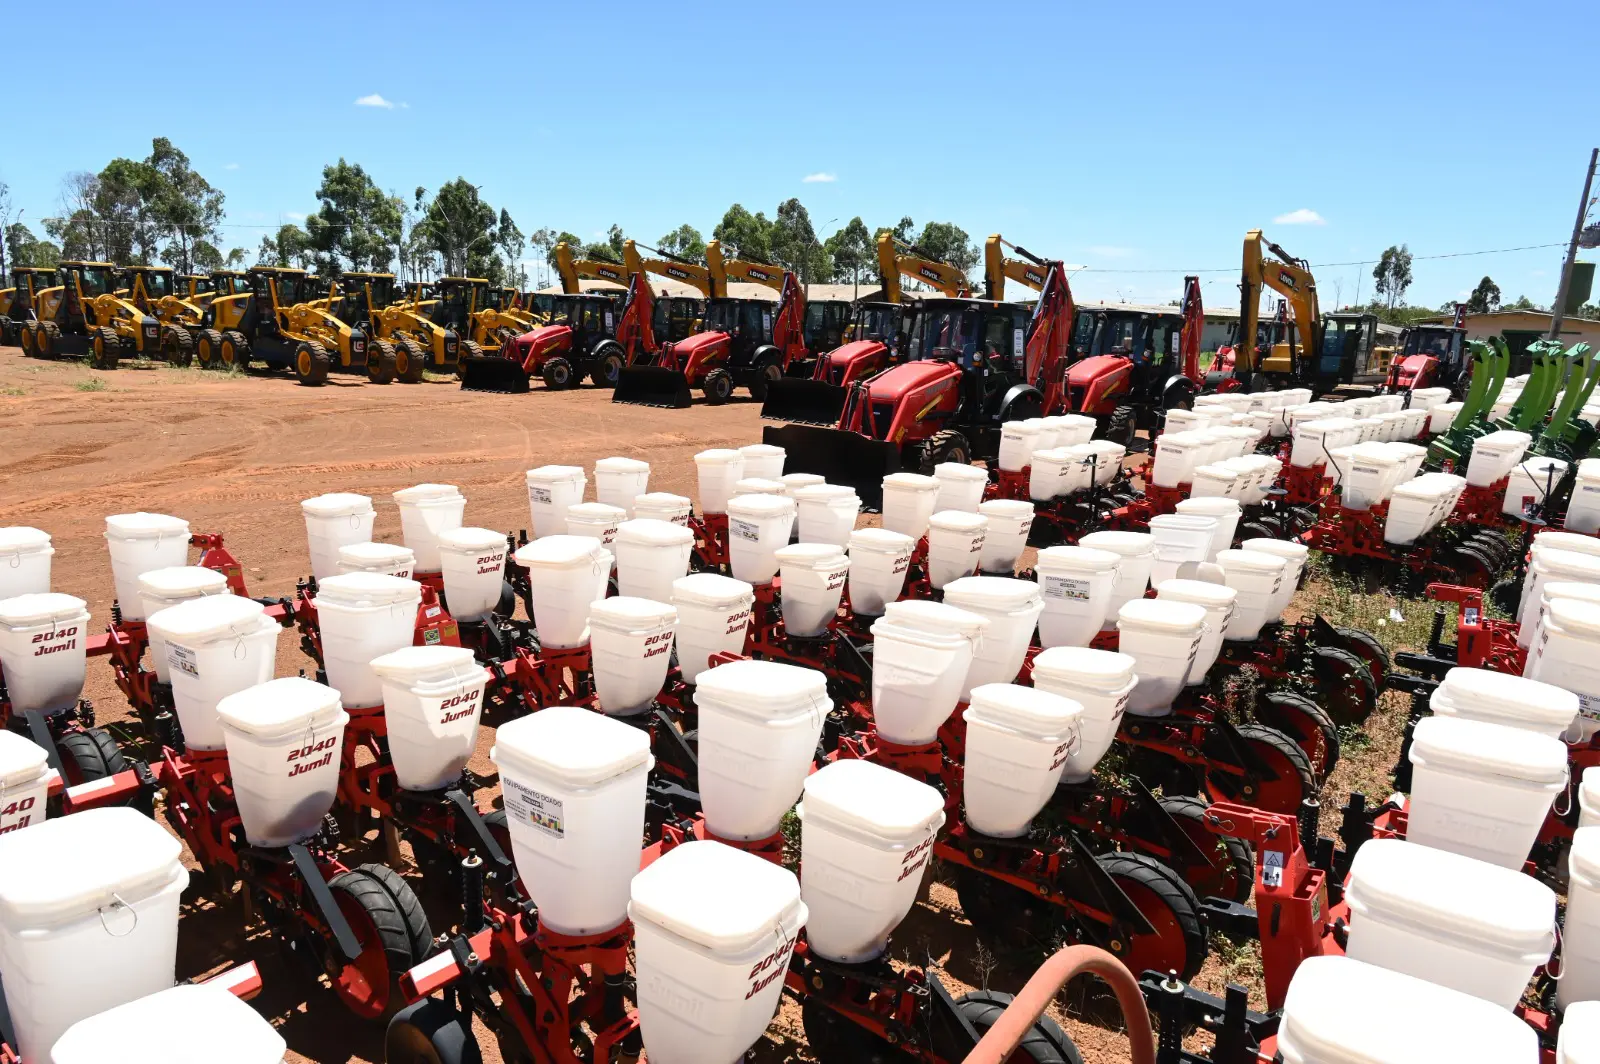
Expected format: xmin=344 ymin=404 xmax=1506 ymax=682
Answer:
xmin=0 ymin=351 xmax=1413 ymax=1063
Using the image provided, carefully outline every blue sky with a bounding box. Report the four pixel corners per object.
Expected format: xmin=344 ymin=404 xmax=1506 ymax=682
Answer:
xmin=3 ymin=1 xmax=1593 ymax=310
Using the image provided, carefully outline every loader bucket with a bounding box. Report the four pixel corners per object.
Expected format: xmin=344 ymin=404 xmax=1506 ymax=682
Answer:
xmin=762 ymin=423 xmax=903 ymax=511
xmin=459 ymin=354 xmax=530 ymax=393
xmin=759 ymin=379 xmax=849 ymax=426
xmin=612 ymin=365 xmax=693 ymax=408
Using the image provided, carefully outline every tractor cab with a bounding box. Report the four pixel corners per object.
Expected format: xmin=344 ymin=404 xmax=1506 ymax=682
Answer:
xmin=2 ymin=266 xmax=55 ymax=319
xmin=429 ymin=277 xmax=489 ymax=331
xmin=851 ymin=301 xmax=913 ymax=354
xmin=122 ymin=266 xmax=176 ymax=311
xmin=910 ymin=297 xmax=1030 ymax=376
xmin=1316 ymin=311 xmax=1382 ymax=388
xmin=545 ymin=293 xmax=616 ymax=341
xmin=179 ymin=274 xmax=213 ymax=301
xmin=208 ymin=270 xmax=251 ymax=298
xmin=335 ymin=272 xmax=399 ymax=326
xmin=802 ymin=299 xmax=853 ymax=355
xmin=1072 ymin=306 xmax=1183 ymax=367
xmin=651 ymin=294 xmax=701 ymax=344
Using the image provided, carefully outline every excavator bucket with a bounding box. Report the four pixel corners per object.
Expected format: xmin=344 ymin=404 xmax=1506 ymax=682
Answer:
xmin=612 ymin=366 xmax=693 ymax=408
xmin=762 ymin=423 xmax=903 ymax=510
xmin=759 ymin=379 xmax=850 ymax=426
xmin=458 ymin=353 xmax=531 ymax=393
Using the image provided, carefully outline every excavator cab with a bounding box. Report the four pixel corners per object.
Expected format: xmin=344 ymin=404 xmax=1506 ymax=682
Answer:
xmin=123 ymin=266 xmax=176 ymax=308
xmin=651 ymin=296 xmax=700 ymax=344
xmin=803 ymin=299 xmax=852 ymax=354
xmin=1315 ymin=312 xmax=1380 ymax=390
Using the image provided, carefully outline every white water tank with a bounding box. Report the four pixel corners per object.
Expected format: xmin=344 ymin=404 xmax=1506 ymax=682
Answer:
xmin=775 ymin=544 xmax=849 ymax=638
xmin=693 ymin=449 xmax=745 ymax=515
xmin=925 ymin=511 xmax=987 ymax=590
xmin=976 ymin=499 xmax=1034 ymax=575
xmin=565 ymin=501 xmax=625 ymax=551
xmin=669 ymin=573 xmax=754 ymax=684
xmin=1428 ymin=667 xmax=1578 ymax=740
xmin=525 ymin=465 xmax=587 ymax=538
xmin=589 ymin=597 xmax=678 ymax=715
xmin=312 ymin=573 xmax=422 ymax=708
xmin=437 ymin=527 xmax=509 ymax=622
xmin=932 ymin=461 xmax=988 ymax=513
xmin=392 ymin=484 xmax=465 ymax=573
xmin=962 ymin=683 xmax=1082 ymax=837
xmin=846 ymin=528 xmax=915 ymax=617
xmin=1034 ymin=545 xmax=1120 ymax=647
xmin=738 ymin=442 xmax=786 ymax=480
xmin=870 ymin=600 xmax=987 ymax=744
xmin=633 ymin=492 xmax=693 ymax=527
xmin=1031 ymin=647 xmax=1136 ymax=782
xmin=0 ymin=730 xmax=50 ymax=835
xmin=300 ymin=492 xmax=374 ymax=582
xmin=1216 ymin=550 xmax=1287 ymax=640
xmin=336 ymin=541 xmax=415 ymax=579
xmin=136 ymin=566 xmax=229 ymax=683
xmin=725 ymin=494 xmax=797 ymax=584
xmin=147 ymin=594 xmax=280 ymax=751
xmin=593 ymin=456 xmax=651 ymax=517
xmin=614 ymin=519 xmax=694 ymax=605
xmin=1077 ymin=531 xmax=1154 ymax=629
xmin=880 ymin=472 xmax=939 ymax=538
xmin=1155 ymin=578 xmax=1237 ymax=682
xmin=512 ymin=536 xmax=612 ymax=649
xmin=1117 ymin=599 xmax=1206 ymax=714
xmin=941 ymin=577 xmax=1044 ymax=698
xmin=794 ymin=484 xmax=861 ymax=547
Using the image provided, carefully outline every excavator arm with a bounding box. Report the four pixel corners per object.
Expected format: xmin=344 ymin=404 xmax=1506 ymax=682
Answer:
xmin=1233 ymin=229 xmax=1321 ymax=381
xmin=622 ymin=239 xmax=715 ymax=298
xmin=554 ymin=242 xmax=627 ymax=294
xmin=876 ymin=231 xmax=969 ymax=300
xmin=985 ymin=234 xmax=1052 ymax=298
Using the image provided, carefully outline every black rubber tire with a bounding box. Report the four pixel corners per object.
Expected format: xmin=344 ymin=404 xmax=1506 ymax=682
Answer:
xmin=1102 ymin=403 xmax=1137 ymax=448
xmin=956 ymin=990 xmax=1083 ymax=1064
xmin=194 ymin=328 xmax=224 ymax=369
xmin=395 ymin=338 xmax=427 ymax=383
xmin=1215 ymin=723 xmax=1318 ymax=816
xmin=219 ymin=330 xmax=251 ymax=372
xmin=1311 ymin=644 xmax=1376 ymax=725
xmin=1095 ymin=851 xmax=1208 ymax=982
xmin=748 ymin=357 xmax=784 ymax=401
xmin=19 ymin=321 xmax=38 ymax=356
xmin=1333 ymin=626 xmax=1389 ymax=690
xmin=366 ymin=339 xmax=397 ymax=384
xmin=592 ymin=347 xmax=624 ymax=388
xmin=38 ymin=321 xmax=60 ymax=357
xmin=162 ymin=326 xmax=194 ymax=367
xmin=918 ymin=429 xmax=972 ymax=473
xmin=1489 ymin=575 xmax=1522 ymax=617
xmin=702 ymin=368 xmax=733 ymax=404
xmin=325 ymin=869 xmax=423 ymax=1019
xmin=1154 ymin=794 xmax=1256 ymax=904
xmin=385 ymin=998 xmax=483 ymax=1064
xmin=91 ymin=326 xmax=120 ymax=370
xmin=458 ymin=339 xmax=483 ymax=363
xmin=542 ymin=357 xmax=574 ymax=390
xmin=294 ymin=341 xmax=331 ymax=386
xmin=1256 ymin=689 xmax=1341 ymax=779
xmin=953 ymin=866 xmax=1059 ymax=955
xmin=355 ymin=862 xmax=434 ymax=964
xmin=55 ymin=727 xmax=130 ymax=785
xmin=1237 ymin=519 xmax=1280 ymax=544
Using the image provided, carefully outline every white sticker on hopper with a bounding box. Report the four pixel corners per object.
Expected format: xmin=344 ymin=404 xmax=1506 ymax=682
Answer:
xmin=528 ymin=486 xmax=552 ymax=505
xmin=1043 ymin=575 xmax=1092 ymax=602
xmin=1580 ymin=692 xmax=1600 ymax=722
xmin=503 ymin=777 xmax=564 ymax=839
xmin=168 ymin=644 xmax=199 ymax=678
xmin=731 ymin=519 xmax=760 ymax=543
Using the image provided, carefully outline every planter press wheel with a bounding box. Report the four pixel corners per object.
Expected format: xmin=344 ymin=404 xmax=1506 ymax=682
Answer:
xmin=956 ymin=990 xmax=1084 ymax=1064
xmin=55 ymin=728 xmax=129 ymax=786
xmin=1332 ymin=625 xmax=1389 ymax=690
xmin=1149 ymin=794 xmax=1256 ymax=904
xmin=1255 ymin=689 xmax=1341 ymax=779
xmin=1095 ymin=852 xmax=1207 ymax=982
xmin=1204 ymin=723 xmax=1317 ymax=817
xmin=327 ymin=865 xmax=432 ymax=1019
xmin=1311 ymin=644 xmax=1376 ymax=725
xmin=386 ymin=998 xmax=482 ymax=1064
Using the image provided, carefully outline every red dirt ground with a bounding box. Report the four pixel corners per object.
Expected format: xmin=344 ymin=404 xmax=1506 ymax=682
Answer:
xmin=0 ymin=351 xmax=1253 ymax=1064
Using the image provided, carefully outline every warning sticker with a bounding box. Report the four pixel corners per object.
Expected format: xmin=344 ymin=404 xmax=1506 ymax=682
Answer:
xmin=503 ymin=777 xmax=564 ymax=839
xmin=731 ymin=518 xmax=761 ymax=543
xmin=167 ymin=644 xmax=199 ymax=679
xmin=1042 ymin=575 xmax=1092 ymax=602
xmin=1262 ymin=849 xmax=1285 ymax=888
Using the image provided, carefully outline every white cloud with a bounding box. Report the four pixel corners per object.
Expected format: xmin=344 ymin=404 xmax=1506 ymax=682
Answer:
xmin=223 ymin=162 xmax=240 ymax=170
xmin=285 ymin=212 xmax=306 ymax=221
xmin=354 ymin=93 xmax=398 ymax=109
xmin=1088 ymin=245 xmax=1136 ymax=258
xmin=1273 ymin=208 xmax=1326 ymax=226
xmin=802 ymin=172 xmax=837 ymax=184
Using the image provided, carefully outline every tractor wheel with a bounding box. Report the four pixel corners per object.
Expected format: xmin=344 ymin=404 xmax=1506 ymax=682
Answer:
xmin=162 ymin=326 xmax=194 ymax=367
xmin=294 ymin=341 xmax=331 ymax=387
xmin=91 ymin=326 xmax=121 ymax=370
xmin=366 ymin=340 xmax=397 ymax=384
xmin=38 ymin=322 xmax=61 ymax=357
xmin=0 ymin=319 xmax=12 ymax=346
xmin=1333 ymin=626 xmax=1389 ymax=690
xmin=1095 ymin=852 xmax=1208 ymax=982
xmin=1312 ymin=644 xmax=1376 ymax=725
xmin=1256 ymin=689 xmax=1341 ymax=780
xmin=1101 ymin=403 xmax=1137 ymax=448
xmin=702 ymin=368 xmax=734 ymax=405
xmin=591 ymin=345 xmax=625 ymax=388
xmin=955 ymin=991 xmax=1083 ymax=1064
xmin=194 ymin=329 xmax=224 ymax=369
xmin=1447 ymin=542 xmax=1498 ymax=589
xmin=325 ymin=868 xmax=429 ymax=1020
xmin=918 ymin=429 xmax=972 ymax=472
xmin=458 ymin=339 xmax=483 ymax=361
xmin=541 ymin=356 xmax=574 ymax=390
xmin=1152 ymin=794 xmax=1256 ymax=903
xmin=219 ymin=331 xmax=251 ymax=372
xmin=19 ymin=321 xmax=37 ymax=356
xmin=1205 ymin=723 xmax=1318 ymax=816
xmin=1238 ymin=518 xmax=1282 ymax=544
xmin=395 ymin=338 xmax=427 ymax=383
xmin=385 ymin=999 xmax=482 ymax=1064
xmin=748 ymin=357 xmax=784 ymax=401
xmin=55 ymin=728 xmax=130 ymax=786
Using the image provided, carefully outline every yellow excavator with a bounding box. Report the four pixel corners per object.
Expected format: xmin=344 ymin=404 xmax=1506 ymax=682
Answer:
xmin=1214 ymin=229 xmax=1323 ymax=391
xmin=1 ymin=267 xmax=56 ymax=347
xmin=759 ymin=231 xmax=970 ymax=424
xmin=20 ymin=262 xmax=164 ymax=368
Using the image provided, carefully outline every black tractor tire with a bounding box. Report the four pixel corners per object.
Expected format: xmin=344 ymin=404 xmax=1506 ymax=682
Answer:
xmin=955 ymin=991 xmax=1083 ymax=1064
xmin=918 ymin=429 xmax=973 ymax=473
xmin=38 ymin=321 xmax=61 ymax=357
xmin=219 ymin=330 xmax=251 ymax=372
xmin=366 ymin=339 xmax=397 ymax=384
xmin=1095 ymin=851 xmax=1208 ymax=981
xmin=541 ymin=356 xmax=575 ymax=390
xmin=294 ymin=341 xmax=331 ymax=386
xmin=1333 ymin=625 xmax=1389 ymax=690
xmin=748 ymin=356 xmax=784 ymax=401
xmin=1256 ymin=689 xmax=1341 ymax=780
xmin=591 ymin=344 xmax=625 ymax=388
xmin=385 ymin=999 xmax=483 ymax=1064
xmin=1154 ymin=794 xmax=1256 ymax=903
xmin=194 ymin=328 xmax=225 ymax=369
xmin=1208 ymin=723 xmax=1318 ymax=816
xmin=1311 ymin=644 xmax=1376 ymax=725
xmin=1101 ymin=403 xmax=1137 ymax=448
xmin=800 ymin=995 xmax=901 ymax=1062
xmin=458 ymin=339 xmax=483 ymax=362
xmin=702 ymin=368 xmax=734 ymax=404
xmin=325 ymin=869 xmax=427 ymax=1020
xmin=91 ymin=326 xmax=120 ymax=370
xmin=56 ymin=727 xmax=130 ymax=786
xmin=0 ymin=319 xmax=13 ymax=346
xmin=395 ymin=338 xmax=428 ymax=383
xmin=19 ymin=321 xmax=38 ymax=356
xmin=354 ymin=862 xmax=434 ymax=963
xmin=162 ymin=326 xmax=194 ymax=367
xmin=1489 ymin=575 xmax=1522 ymax=617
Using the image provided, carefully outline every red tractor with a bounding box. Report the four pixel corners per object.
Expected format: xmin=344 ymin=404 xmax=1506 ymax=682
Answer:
xmin=1385 ymin=303 xmax=1470 ymax=396
xmin=467 ymin=276 xmax=657 ymax=392
xmin=1062 ymin=276 xmax=1205 ymax=445
xmin=764 ymin=255 xmax=1074 ymax=507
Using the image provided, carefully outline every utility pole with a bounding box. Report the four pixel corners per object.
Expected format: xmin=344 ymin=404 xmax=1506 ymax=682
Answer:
xmin=1549 ymin=147 xmax=1598 ymax=340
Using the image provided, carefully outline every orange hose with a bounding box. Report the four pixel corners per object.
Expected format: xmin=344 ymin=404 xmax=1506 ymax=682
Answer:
xmin=962 ymin=945 xmax=1155 ymax=1064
